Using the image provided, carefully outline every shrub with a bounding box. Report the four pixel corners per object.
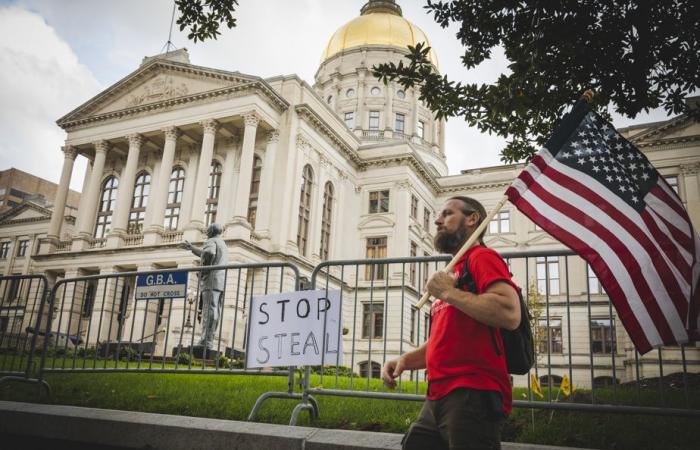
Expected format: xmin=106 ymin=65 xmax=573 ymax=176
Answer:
xmin=176 ymin=352 xmax=192 ymax=365
xmin=310 ymin=365 xmax=357 ymax=377
xmin=77 ymin=347 xmax=99 ymax=359
xmin=217 ymin=355 xmax=230 ymax=368
xmin=119 ymin=346 xmax=140 ymax=362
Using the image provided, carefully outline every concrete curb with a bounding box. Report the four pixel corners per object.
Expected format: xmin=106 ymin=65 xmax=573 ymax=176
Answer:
xmin=0 ymin=401 xmax=595 ymax=450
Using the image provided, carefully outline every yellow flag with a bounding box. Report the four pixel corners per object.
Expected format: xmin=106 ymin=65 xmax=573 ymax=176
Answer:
xmin=531 ymin=374 xmax=544 ymax=399
xmin=560 ymin=374 xmax=575 ymax=396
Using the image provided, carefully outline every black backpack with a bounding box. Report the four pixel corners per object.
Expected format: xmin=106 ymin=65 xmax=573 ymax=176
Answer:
xmin=456 ymin=257 xmax=535 ymax=375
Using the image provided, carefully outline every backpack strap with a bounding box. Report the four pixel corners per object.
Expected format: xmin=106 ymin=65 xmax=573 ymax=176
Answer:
xmin=456 ymin=256 xmax=501 ymax=357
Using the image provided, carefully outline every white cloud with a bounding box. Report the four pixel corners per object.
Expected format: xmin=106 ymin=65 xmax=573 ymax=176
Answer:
xmin=0 ymin=6 xmax=101 ymax=190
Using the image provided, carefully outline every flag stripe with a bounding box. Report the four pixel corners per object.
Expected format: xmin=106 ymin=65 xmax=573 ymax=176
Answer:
xmin=525 ymin=176 xmax=685 ymax=344
xmin=641 ymin=209 xmax=694 ymax=274
xmin=539 ymin=162 xmax=693 ymax=306
xmin=655 ymin=180 xmax=689 ymax=220
xmin=647 ymin=188 xmax=693 ymax=243
xmin=509 ymin=191 xmax=654 ymax=351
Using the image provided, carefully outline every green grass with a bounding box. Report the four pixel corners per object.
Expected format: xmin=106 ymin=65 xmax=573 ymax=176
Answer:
xmin=1 ymin=355 xmax=698 ymax=449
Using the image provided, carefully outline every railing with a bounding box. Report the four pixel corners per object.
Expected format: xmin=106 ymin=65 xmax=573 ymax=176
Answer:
xmin=123 ymin=234 xmax=143 ymax=246
xmin=361 ymin=129 xmax=385 ymax=140
xmin=89 ymin=238 xmax=107 ymax=249
xmin=161 ymin=230 xmax=183 ymax=244
xmin=0 ymin=274 xmax=50 ymax=394
xmin=56 ymin=240 xmax=72 ymax=252
xmin=4 ymin=252 xmax=699 ymax=424
xmin=283 ymin=251 xmax=700 ymax=421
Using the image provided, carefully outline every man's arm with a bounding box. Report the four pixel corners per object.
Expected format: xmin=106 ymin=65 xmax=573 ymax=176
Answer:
xmin=381 ymin=343 xmax=427 ymax=389
xmin=181 ymin=240 xmax=203 ymax=257
xmin=427 ymin=271 xmax=520 ymax=330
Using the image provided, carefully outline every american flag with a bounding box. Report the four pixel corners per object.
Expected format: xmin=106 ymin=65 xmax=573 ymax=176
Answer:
xmin=506 ymin=99 xmax=700 ymax=354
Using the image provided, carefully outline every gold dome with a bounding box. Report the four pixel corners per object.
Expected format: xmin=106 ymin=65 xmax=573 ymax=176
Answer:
xmin=321 ymin=5 xmax=438 ymax=68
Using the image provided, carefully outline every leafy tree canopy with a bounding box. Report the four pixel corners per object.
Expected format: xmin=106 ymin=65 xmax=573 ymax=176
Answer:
xmin=373 ymin=1 xmax=700 ymax=163
xmin=175 ymin=0 xmax=239 ymax=42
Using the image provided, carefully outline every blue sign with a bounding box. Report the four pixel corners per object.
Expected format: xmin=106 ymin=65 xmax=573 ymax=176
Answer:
xmin=135 ymin=271 xmax=188 ymax=299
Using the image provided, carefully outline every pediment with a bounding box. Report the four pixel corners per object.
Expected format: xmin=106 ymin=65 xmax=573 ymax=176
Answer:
xmin=484 ymin=235 xmax=519 ymax=248
xmin=0 ymin=202 xmax=51 ymax=225
xmin=57 ymin=59 xmax=270 ymax=126
xmin=628 ymin=115 xmax=700 ymax=146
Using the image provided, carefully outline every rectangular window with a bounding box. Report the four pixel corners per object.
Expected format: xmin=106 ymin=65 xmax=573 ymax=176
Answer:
xmin=410 ymin=306 xmax=417 ymax=343
xmin=395 ymin=113 xmax=405 ymax=133
xmin=0 ymin=242 xmax=9 ymax=259
xmin=417 ymin=120 xmax=425 ymax=139
xmin=489 ymin=211 xmax=510 ymax=234
xmin=591 ymin=318 xmax=616 ymax=354
xmin=368 ymin=190 xmax=390 ymax=213
xmin=82 ymin=281 xmax=97 ymax=317
xmin=7 ymin=277 xmax=20 ymax=300
xmin=9 ymin=188 xmax=29 ymax=199
xmin=0 ymin=317 xmax=8 ymax=333
xmin=423 ymin=207 xmax=431 ymax=231
xmin=344 ymin=111 xmax=354 ymax=129
xmin=409 ymin=241 xmax=417 ymax=286
xmin=410 ymin=195 xmax=418 ymax=219
xmin=369 ymin=111 xmax=380 ymax=130
xmin=16 ymin=240 xmax=28 ymax=257
xmin=537 ymin=319 xmax=563 ymax=354
xmin=537 ymin=256 xmax=560 ymax=295
xmin=587 ymin=265 xmax=604 ymax=294
xmin=362 ymin=303 xmax=384 ymax=339
xmin=365 ymin=237 xmax=387 ymax=280
xmin=664 ymin=175 xmax=679 ymax=194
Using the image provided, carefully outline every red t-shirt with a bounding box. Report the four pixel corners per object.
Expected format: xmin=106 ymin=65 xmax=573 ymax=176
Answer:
xmin=425 ymin=245 xmax=517 ymax=415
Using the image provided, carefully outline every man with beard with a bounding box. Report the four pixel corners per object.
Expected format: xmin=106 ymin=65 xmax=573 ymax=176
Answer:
xmin=382 ymin=196 xmax=521 ymax=450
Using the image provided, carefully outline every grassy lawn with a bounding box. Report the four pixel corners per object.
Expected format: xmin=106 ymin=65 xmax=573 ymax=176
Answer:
xmin=1 ymin=355 xmax=697 ymax=450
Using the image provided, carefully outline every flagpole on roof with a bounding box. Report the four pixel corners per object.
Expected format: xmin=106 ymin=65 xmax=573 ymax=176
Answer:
xmin=415 ymin=90 xmax=596 ymax=310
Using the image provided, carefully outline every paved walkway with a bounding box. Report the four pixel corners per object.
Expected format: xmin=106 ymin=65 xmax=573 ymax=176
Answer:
xmin=0 ymin=401 xmax=595 ymax=450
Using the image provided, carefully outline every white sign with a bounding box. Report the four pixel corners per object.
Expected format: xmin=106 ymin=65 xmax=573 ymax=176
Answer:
xmin=135 ymin=271 xmax=188 ymax=300
xmin=246 ymin=289 xmax=343 ymax=368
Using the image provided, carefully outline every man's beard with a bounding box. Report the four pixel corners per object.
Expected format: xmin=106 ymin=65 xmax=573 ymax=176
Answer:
xmin=434 ymin=224 xmax=469 ymax=254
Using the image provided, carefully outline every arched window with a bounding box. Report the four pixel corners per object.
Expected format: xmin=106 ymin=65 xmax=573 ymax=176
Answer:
xmin=320 ymin=181 xmax=334 ymax=260
xmin=94 ymin=176 xmax=118 ymax=238
xmin=247 ymin=155 xmax=263 ymax=227
xmin=128 ymin=171 xmax=150 ymax=234
xmin=359 ymin=361 xmax=381 ymax=379
xmin=164 ymin=166 xmax=185 ymax=230
xmin=205 ymin=161 xmax=222 ymax=226
xmin=297 ymin=165 xmax=313 ymax=256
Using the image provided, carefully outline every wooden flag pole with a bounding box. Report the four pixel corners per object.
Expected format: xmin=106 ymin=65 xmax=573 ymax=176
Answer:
xmin=415 ymin=195 xmax=510 ymax=309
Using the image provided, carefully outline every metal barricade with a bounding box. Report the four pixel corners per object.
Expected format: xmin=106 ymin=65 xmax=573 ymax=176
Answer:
xmin=295 ymin=251 xmax=700 ymax=420
xmin=0 ymin=274 xmax=51 ymax=394
xmin=36 ymin=263 xmax=299 ymax=405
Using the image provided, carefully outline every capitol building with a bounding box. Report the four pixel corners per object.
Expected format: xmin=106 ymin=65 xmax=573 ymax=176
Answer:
xmin=1 ymin=0 xmax=699 ymax=387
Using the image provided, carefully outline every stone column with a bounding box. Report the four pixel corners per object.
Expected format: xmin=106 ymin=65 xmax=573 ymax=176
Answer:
xmin=411 ymin=87 xmax=420 ymax=143
xmin=431 ymin=115 xmax=440 ymax=153
xmin=254 ymin=130 xmax=279 ymax=243
xmin=144 ymin=127 xmax=179 ymax=245
xmin=216 ymin=135 xmax=240 ymax=227
xmin=355 ymin=70 xmax=366 ymax=136
xmin=47 ymin=146 xmax=78 ymax=245
xmin=308 ymin=160 xmax=327 ymax=263
xmin=184 ymin=119 xmax=219 ymax=242
xmin=108 ymin=134 xmax=143 ymax=248
xmin=72 ymin=141 xmax=109 ymax=251
xmin=225 ymin=112 xmax=259 ymax=240
xmin=285 ymin=135 xmax=309 ymax=254
xmin=179 ymin=145 xmax=199 ymax=232
xmin=385 ymin=81 xmax=394 ymax=138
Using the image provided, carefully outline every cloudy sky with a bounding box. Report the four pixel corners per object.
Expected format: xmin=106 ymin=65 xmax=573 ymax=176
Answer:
xmin=0 ymin=0 xmax=673 ymax=191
